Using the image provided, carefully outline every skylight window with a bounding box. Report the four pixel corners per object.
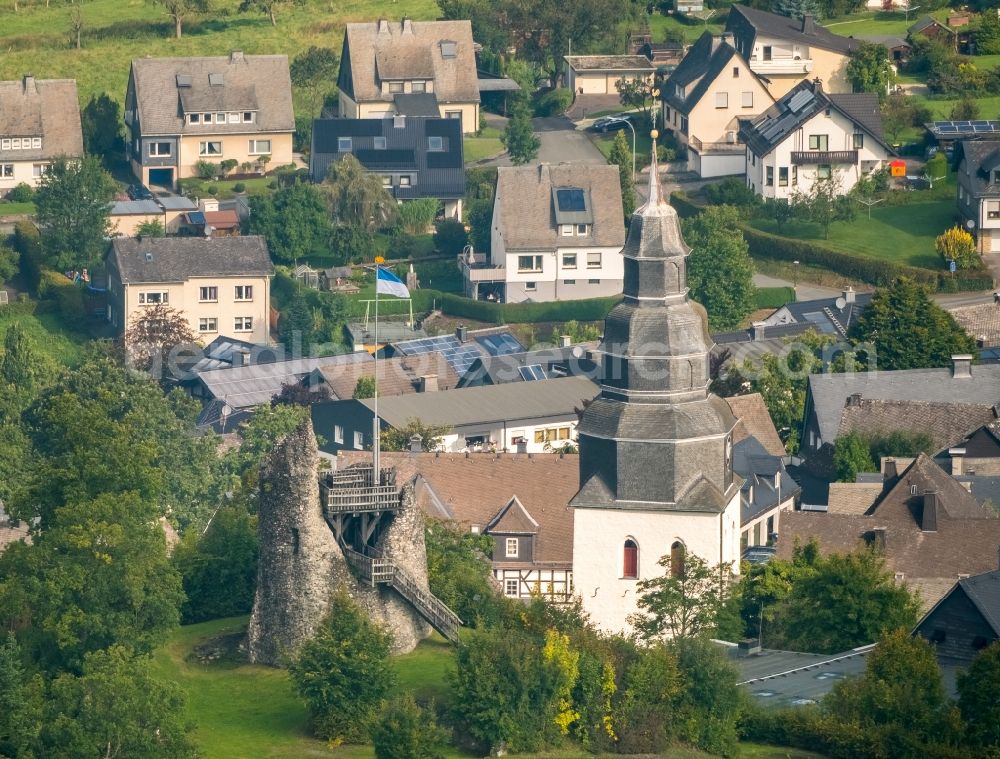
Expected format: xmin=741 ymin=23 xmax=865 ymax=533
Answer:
xmin=440 ymin=40 xmax=457 ymax=59
xmin=556 ymin=188 xmax=586 ymax=212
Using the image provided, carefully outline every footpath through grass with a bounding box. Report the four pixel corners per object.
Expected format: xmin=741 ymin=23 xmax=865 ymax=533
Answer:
xmin=153 ymin=617 xmax=829 ymax=759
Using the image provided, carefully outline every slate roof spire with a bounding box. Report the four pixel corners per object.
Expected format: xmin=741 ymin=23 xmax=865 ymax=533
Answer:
xmin=571 ymin=127 xmax=739 ymax=513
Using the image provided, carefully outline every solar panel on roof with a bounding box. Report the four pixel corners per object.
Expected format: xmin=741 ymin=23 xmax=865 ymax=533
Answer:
xmin=518 ymin=364 xmax=547 ymax=381
xmin=393 ymin=334 xmax=483 ymax=375
xmin=787 ymin=90 xmax=814 ymax=114
xmin=972 ymin=120 xmax=991 ymax=126
xmin=556 ymin=188 xmax=586 ymax=212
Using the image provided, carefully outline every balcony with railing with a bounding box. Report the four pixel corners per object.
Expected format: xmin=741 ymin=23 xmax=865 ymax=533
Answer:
xmin=791 ymin=150 xmax=858 ymax=165
xmin=749 ymin=55 xmax=813 ymax=75
xmin=689 ymin=135 xmax=745 ymax=155
xmin=457 ymin=252 xmax=505 ymax=282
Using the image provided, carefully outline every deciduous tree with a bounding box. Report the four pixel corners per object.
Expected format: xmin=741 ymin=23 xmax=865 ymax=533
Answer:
xmin=80 ymin=94 xmax=122 ymax=160
xmin=682 ymin=205 xmax=755 ymax=331
xmin=123 ymin=303 xmax=198 ymax=376
xmin=352 ymin=375 xmax=376 ymax=399
xmin=380 ymin=418 xmax=452 ymax=452
xmin=33 ymin=156 xmax=115 ymax=270
xmin=833 ymin=432 xmax=875 ymax=482
xmin=935 ymin=226 xmax=979 ymax=270
xmin=847 ymin=42 xmax=894 ymax=99
xmin=323 ymin=155 xmax=397 ymax=232
xmin=630 ymin=552 xmax=734 ymax=640
xmin=791 ymin=175 xmax=855 ymax=239
xmin=501 ymin=104 xmax=540 ymax=165
xmin=669 ymin=636 xmax=743 ymax=757
xmin=957 ymin=642 xmax=1000 ymax=749
xmin=609 ymin=130 xmax=636 ymax=220
xmin=238 ymin=0 xmax=302 ymax=25
xmin=148 ymin=0 xmax=209 ymax=38
xmin=249 ymin=181 xmax=333 ymax=264
xmin=371 ymin=693 xmax=449 ymax=759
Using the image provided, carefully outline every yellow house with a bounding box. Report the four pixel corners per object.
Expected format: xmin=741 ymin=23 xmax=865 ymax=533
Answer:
xmin=337 ymin=19 xmax=481 ymax=135
xmin=662 ymin=32 xmax=774 ymax=178
xmin=0 ymin=76 xmax=82 ymax=197
xmin=107 ymin=235 xmax=274 ymax=346
xmin=563 ymin=55 xmax=655 ymax=95
xmin=726 ymin=6 xmax=859 ymax=98
xmin=124 ymin=52 xmax=295 ymax=189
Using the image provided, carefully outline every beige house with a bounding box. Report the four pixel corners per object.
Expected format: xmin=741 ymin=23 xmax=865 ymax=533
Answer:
xmin=741 ymin=80 xmax=893 ymax=199
xmin=726 ymin=6 xmax=860 ymax=98
xmin=337 ymin=19 xmax=481 ymax=134
xmin=0 ymin=75 xmax=82 ymax=197
xmin=956 ymin=141 xmax=1000 ymax=254
xmin=563 ymin=55 xmax=655 ymax=95
xmin=662 ymin=32 xmax=774 ymax=178
xmin=107 ymin=235 xmax=274 ymax=345
xmin=124 ymin=52 xmax=294 ymax=189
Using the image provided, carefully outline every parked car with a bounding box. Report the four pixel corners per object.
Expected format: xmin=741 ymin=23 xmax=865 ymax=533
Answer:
xmin=127 ymin=184 xmax=153 ymax=201
xmin=590 ymin=115 xmax=633 ymax=133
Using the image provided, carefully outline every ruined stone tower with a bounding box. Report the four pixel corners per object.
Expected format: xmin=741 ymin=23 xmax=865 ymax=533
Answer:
xmin=246 ymin=417 xmax=456 ymax=665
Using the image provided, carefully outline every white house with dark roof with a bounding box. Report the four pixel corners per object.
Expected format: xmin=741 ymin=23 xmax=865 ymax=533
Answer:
xmin=337 ymin=19 xmax=481 ymax=134
xmin=741 ymin=79 xmax=893 ymax=199
xmin=661 ymin=32 xmax=773 ymax=178
xmin=956 ymin=140 xmax=1000 ymax=255
xmin=461 ymin=163 xmax=626 ymax=303
xmin=106 ymin=235 xmax=274 ymax=344
xmin=124 ymin=52 xmax=294 ymax=189
xmin=0 ymin=75 xmax=82 ymax=196
xmin=725 ymin=6 xmax=861 ymax=97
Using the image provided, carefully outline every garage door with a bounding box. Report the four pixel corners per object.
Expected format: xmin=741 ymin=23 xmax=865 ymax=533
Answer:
xmin=148 ymin=168 xmax=174 ymax=189
xmin=991 ymin=233 xmax=1000 ymax=253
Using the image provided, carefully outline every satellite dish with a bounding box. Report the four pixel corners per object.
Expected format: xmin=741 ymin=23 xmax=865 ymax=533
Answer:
xmin=966 ymin=219 xmax=976 ymax=230
xmin=571 ymin=346 xmax=584 ymax=359
xmin=835 ymin=297 xmax=846 ymax=309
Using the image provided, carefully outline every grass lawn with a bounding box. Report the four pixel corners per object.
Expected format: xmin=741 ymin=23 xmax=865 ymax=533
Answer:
xmin=646 ymin=13 xmax=725 ymax=44
xmin=820 ymin=9 xmax=948 ymax=37
xmin=178 ymin=175 xmax=276 ymax=200
xmin=751 ymin=198 xmax=956 ymax=270
xmin=0 ymin=201 xmax=35 ymax=217
xmin=464 ymin=127 xmax=505 ymax=163
xmin=593 ymin=129 xmax=653 ymax=168
xmin=915 ymin=94 xmax=1000 ymax=121
xmin=0 ymin=307 xmax=89 ymax=367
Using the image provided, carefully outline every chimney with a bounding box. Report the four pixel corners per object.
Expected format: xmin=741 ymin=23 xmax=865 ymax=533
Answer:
xmin=951 ymin=354 xmax=973 ymax=379
xmin=802 ymin=14 xmax=815 ymax=34
xmin=846 ymin=392 xmax=862 ymax=407
xmin=393 ymin=114 xmax=406 ymax=129
xmin=949 ymin=447 xmax=966 ymax=476
xmin=230 ymin=50 xmax=244 ymax=64
xmin=417 ymin=374 xmax=438 ymax=393
xmin=883 ymin=457 xmax=897 ymax=481
xmin=812 ymin=77 xmax=823 ymax=92
xmin=377 ymin=18 xmax=390 ymax=33
xmin=871 ymin=527 xmax=887 ymax=550
xmin=752 ymin=321 xmax=766 ymax=341
xmin=843 ymin=286 xmax=855 ymax=304
xmin=456 ymin=324 xmax=468 ymax=343
xmin=401 ymin=17 xmax=413 ymax=34
xmin=408 ymin=434 xmax=423 ymax=454
xmin=560 ymin=334 xmax=571 ymax=348
xmin=921 ymin=490 xmax=939 ymax=532
xmin=22 ymin=73 xmax=36 ymax=94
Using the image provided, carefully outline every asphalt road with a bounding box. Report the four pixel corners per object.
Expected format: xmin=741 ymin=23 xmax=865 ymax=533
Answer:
xmin=477 ymin=116 xmax=608 ymax=167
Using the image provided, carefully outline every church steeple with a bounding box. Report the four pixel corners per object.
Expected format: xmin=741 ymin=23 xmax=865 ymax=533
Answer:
xmin=571 ymin=131 xmax=738 ymax=512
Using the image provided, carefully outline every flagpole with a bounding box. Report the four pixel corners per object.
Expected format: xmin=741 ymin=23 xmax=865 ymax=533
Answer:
xmin=373 ymin=257 xmax=382 ymax=478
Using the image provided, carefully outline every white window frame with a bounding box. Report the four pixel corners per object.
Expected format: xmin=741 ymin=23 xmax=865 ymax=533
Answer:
xmin=524 ymin=281 xmax=537 ymax=292
xmin=517 ymin=255 xmax=543 ymax=273
xmin=243 ymin=112 xmax=254 ymax=123
xmin=32 ymin=163 xmax=47 ymax=178
xmin=715 ymin=92 xmax=728 ymax=109
xmin=0 ymin=164 xmax=13 ymax=178
xmin=199 ymin=286 xmax=218 ymax=302
xmin=505 ymin=538 xmax=518 ymax=557
xmin=188 ymin=113 xmax=201 ymax=124
xmin=215 ymin=113 xmax=226 ymax=124
xmin=428 ymin=135 xmax=444 ymax=151
xmin=412 ymin=80 xmax=427 ymax=93
xmin=138 ymin=291 xmax=169 ymax=305
xmin=576 ymin=223 xmax=589 ymax=235
xmin=374 ymin=136 xmax=387 ymax=150
xmin=227 ymin=113 xmax=240 ymax=124
xmin=334 ymin=425 xmax=344 ymax=444
xmin=353 ymin=430 xmax=364 ymax=449
xmin=562 ymin=253 xmax=577 ymax=269
xmin=381 ymin=175 xmax=392 ymax=187
xmin=234 ymin=285 xmax=253 ymax=301
xmin=234 ymin=316 xmax=253 ymax=332
xmin=560 ymin=224 xmax=573 ymax=237
xmin=248 ymin=139 xmax=271 ymax=155
xmin=149 ymin=142 xmax=172 ymax=157
xmin=399 ymin=175 xmax=411 ymax=187
xmin=32 ymin=137 xmax=41 ymax=149
xmin=504 ymin=578 xmax=519 ymax=597
xmin=741 ymin=91 xmax=754 ymax=108
xmin=199 ymin=141 xmax=222 ymax=157
xmin=587 ymin=252 xmax=602 ymax=269
xmin=198 ymin=317 xmax=218 ymax=333
xmin=388 ymin=81 xmax=404 ymax=94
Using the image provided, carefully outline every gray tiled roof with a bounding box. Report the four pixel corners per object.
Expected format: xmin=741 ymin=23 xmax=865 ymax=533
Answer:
xmin=494 ymin=164 xmax=625 ymax=251
xmin=339 ymin=20 xmax=480 ymax=105
xmin=734 ymin=436 xmax=800 ymax=524
xmin=806 ymin=364 xmax=1000 ymax=445
xmin=959 ymin=568 xmax=1000 ymax=636
xmin=129 ymin=53 xmax=294 ymax=136
xmin=726 ymin=5 xmax=861 ymax=56
xmin=564 ymin=55 xmax=655 ymax=72
xmin=0 ymin=77 xmax=82 ymax=162
xmin=359 ymin=375 xmax=599 ymax=429
xmin=662 ymin=32 xmax=741 ymax=115
xmin=109 ymin=235 xmax=274 ymax=284
xmin=956 ymin=140 xmax=1000 ymax=200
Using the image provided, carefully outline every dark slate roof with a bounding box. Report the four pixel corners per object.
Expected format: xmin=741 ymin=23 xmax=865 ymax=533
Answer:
xmin=129 ymin=53 xmax=294 ymax=136
xmin=310 ymin=116 xmax=464 ymax=200
xmin=958 ymin=569 xmax=1000 ymax=636
xmin=457 ymin=343 xmax=601 ymax=387
xmin=806 ymin=364 xmax=1000 ymax=445
xmin=0 ymin=77 xmax=83 ymax=162
xmin=108 ymin=235 xmax=273 ymax=284
xmin=734 ymin=436 xmax=801 ymax=524
xmin=725 ymin=5 xmax=861 ymax=57
xmin=487 ymin=496 xmax=540 ymax=534
xmin=393 ymin=92 xmax=440 ymax=116
xmin=663 ymin=31 xmax=741 ymax=115
xmin=956 ymin=140 xmax=1000 ymax=199
xmin=740 ymin=80 xmax=890 ymax=159
xmin=713 ymin=291 xmax=872 ymax=344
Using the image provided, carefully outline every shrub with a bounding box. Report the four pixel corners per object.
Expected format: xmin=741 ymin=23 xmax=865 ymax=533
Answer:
xmin=6 ymin=183 xmax=34 ymax=203
xmin=433 ymin=218 xmax=468 ymax=256
xmin=232 ymin=182 xmax=246 ymax=194
xmin=703 ymin=177 xmax=759 ymax=209
xmin=534 ymin=87 xmax=573 ymax=117
xmin=935 ymin=226 xmax=979 ymax=270
xmin=38 ymin=269 xmax=87 ymax=325
xmin=12 ymin=221 xmax=42 ymax=293
xmin=194 ymin=160 xmax=218 ymax=180
xmin=370 ymin=694 xmax=448 ymax=759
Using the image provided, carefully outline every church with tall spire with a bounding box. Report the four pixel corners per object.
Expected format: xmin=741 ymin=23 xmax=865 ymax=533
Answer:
xmin=570 ymin=136 xmax=742 ymax=632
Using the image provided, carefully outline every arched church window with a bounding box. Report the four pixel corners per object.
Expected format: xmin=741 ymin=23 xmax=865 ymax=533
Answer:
xmin=670 ymin=541 xmax=686 ymax=579
xmin=623 ymin=539 xmax=638 ymax=579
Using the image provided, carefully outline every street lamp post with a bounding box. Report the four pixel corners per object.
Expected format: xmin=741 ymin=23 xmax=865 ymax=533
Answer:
xmin=793 ymin=260 xmax=800 ymax=292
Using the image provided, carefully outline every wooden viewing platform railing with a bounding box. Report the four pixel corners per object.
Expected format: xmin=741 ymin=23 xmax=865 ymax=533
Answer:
xmin=320 ymin=466 xmax=401 ymax=514
xmin=342 ymin=545 xmax=462 ymax=642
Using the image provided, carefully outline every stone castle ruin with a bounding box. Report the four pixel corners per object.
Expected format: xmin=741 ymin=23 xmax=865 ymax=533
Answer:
xmin=246 ymin=417 xmax=460 ymax=664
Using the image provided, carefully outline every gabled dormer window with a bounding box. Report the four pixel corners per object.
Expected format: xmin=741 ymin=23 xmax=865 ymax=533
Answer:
xmin=388 ymin=81 xmax=404 ymax=94
xmin=188 ymin=113 xmax=200 ymax=124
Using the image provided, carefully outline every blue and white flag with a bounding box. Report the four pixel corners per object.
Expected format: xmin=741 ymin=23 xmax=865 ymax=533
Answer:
xmin=376 ymin=266 xmax=410 ymax=298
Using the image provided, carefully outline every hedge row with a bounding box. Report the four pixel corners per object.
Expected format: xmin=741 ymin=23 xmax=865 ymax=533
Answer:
xmin=433 ymin=291 xmax=620 ymax=324
xmin=670 ymin=192 xmax=994 ymax=293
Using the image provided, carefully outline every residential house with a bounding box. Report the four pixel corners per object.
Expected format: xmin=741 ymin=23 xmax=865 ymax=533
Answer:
xmin=801 ymin=355 xmax=1000 ymax=456
xmin=955 ymin=140 xmax=1000 ymax=254
xmin=726 ymin=6 xmax=861 ymax=98
xmin=858 ymin=34 xmax=912 ymax=65
xmin=337 ymin=19 xmax=480 ymax=134
xmin=0 ymin=75 xmax=82 ymax=196
xmin=106 ymin=235 xmax=274 ymax=344
xmin=563 ymin=55 xmax=655 ymax=95
xmin=662 ymin=31 xmax=774 ymax=178
xmin=110 ymin=193 xmax=201 ymax=237
xmin=461 ymin=163 xmax=626 ymax=302
xmin=306 ymin=354 xmax=460 ymax=398
xmin=124 ymin=51 xmax=294 ymax=189
xmin=385 ymin=325 xmax=526 ymax=375
xmin=676 ymin=0 xmax=705 ymax=12
xmin=938 ymin=420 xmax=1000 ymax=477
xmin=715 ymin=287 xmax=871 ymax=345
xmin=915 ymin=568 xmax=1000 ymax=664
xmin=741 ymin=79 xmax=893 ymax=199
xmin=311 ymin=374 xmax=599 ymax=455
xmin=640 ymin=42 xmax=686 ymax=70
xmin=777 ymin=454 xmax=1000 ymax=610
xmin=310 ymin=115 xmax=465 ymax=219
xmin=908 ymin=15 xmax=957 ymax=50
xmin=457 ymin=341 xmax=600 ymax=387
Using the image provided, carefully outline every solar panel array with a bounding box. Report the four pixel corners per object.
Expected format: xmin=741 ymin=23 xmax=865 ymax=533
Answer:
xmin=518 ymin=364 xmax=547 ymax=381
xmin=787 ymin=90 xmax=814 ymax=114
xmin=556 ymin=188 xmax=586 ymax=212
xmin=394 ymin=334 xmax=482 ymax=375
xmin=476 ymin=332 xmax=524 ymax=356
xmin=929 ymin=120 xmax=1000 ymax=135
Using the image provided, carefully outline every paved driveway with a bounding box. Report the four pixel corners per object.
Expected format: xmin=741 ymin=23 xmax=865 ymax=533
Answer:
xmin=476 ymin=116 xmax=608 ymax=167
